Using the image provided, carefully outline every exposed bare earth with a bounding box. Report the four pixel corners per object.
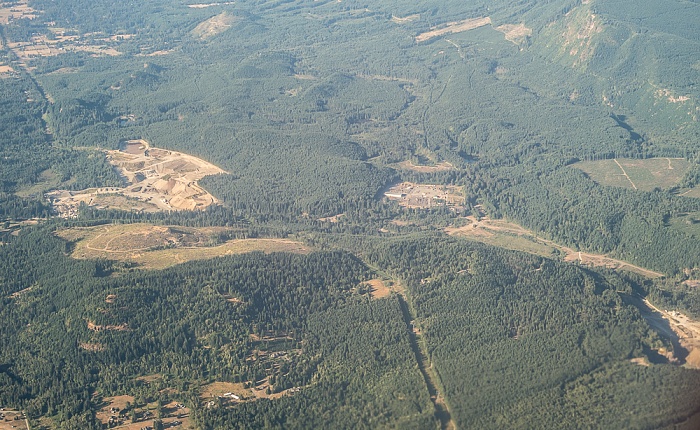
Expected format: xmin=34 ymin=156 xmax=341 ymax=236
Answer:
xmin=495 ymin=23 xmax=532 ymax=44
xmin=0 ymin=411 xmax=29 ymax=430
xmin=192 ymin=12 xmax=236 ymax=39
xmin=562 ymin=8 xmax=603 ymax=65
xmin=0 ymin=64 xmax=15 ymax=78
xmin=48 ymin=140 xmax=226 ymax=217
xmin=56 ymin=223 xmax=311 ymax=269
xmin=364 ymin=279 xmax=391 ymax=299
xmin=385 ymin=182 xmax=464 ymax=210
xmin=446 ymin=216 xmax=664 ymax=278
xmin=641 ymin=299 xmax=700 ymax=369
xmin=415 ymin=17 xmax=491 ymax=43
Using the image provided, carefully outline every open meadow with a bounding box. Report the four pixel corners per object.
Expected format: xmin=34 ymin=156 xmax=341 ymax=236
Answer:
xmin=56 ymin=223 xmax=311 ymax=269
xmin=573 ymin=158 xmax=692 ymax=192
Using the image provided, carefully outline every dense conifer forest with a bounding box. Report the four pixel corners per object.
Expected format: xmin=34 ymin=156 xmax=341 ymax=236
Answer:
xmin=1 ymin=0 xmax=700 ymax=428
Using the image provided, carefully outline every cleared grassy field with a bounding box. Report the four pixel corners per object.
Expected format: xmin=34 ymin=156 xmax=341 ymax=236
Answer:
xmin=670 ymin=211 xmax=700 ymax=239
xmin=446 ymin=217 xmax=663 ymax=278
xmin=446 ymin=220 xmax=556 ymax=258
xmin=573 ymin=158 xmax=691 ymax=191
xmin=55 ymin=224 xmax=311 ymax=269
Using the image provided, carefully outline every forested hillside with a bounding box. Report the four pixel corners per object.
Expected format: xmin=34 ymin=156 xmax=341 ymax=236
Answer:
xmin=1 ymin=0 xmax=700 ymax=428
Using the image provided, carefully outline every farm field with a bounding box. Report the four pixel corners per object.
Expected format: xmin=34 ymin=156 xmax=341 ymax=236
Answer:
xmin=572 ymin=158 xmax=691 ymax=191
xmin=47 ymin=140 xmax=226 ymax=217
xmin=55 ymin=223 xmax=311 ymax=269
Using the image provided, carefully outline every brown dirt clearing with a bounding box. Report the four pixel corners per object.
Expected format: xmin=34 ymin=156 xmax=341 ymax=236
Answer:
xmin=364 ymin=279 xmax=391 ymax=299
xmin=201 ymin=382 xmax=250 ymax=400
xmin=48 ymin=140 xmax=227 ymax=217
xmin=640 ymin=299 xmax=700 ymax=369
xmin=192 ymin=12 xmax=236 ymax=39
xmin=416 ymin=17 xmax=491 ymax=43
xmin=0 ymin=411 xmax=28 ymax=430
xmin=384 ymin=182 xmax=464 ymax=210
xmin=495 ymin=23 xmax=532 ymax=44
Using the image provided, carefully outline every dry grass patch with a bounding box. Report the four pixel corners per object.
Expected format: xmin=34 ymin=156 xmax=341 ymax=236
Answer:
xmin=95 ymin=395 xmax=134 ymax=424
xmin=573 ymin=158 xmax=691 ymax=191
xmin=56 ymin=223 xmax=311 ymax=269
xmin=201 ymin=382 xmax=250 ymax=400
xmin=415 ymin=17 xmax=491 ymax=42
xmin=365 ymin=279 xmax=391 ymax=299
xmin=396 ymin=160 xmax=453 ymax=173
xmin=0 ymin=65 xmax=14 ymax=77
xmin=446 ymin=216 xmax=664 ymax=278
xmin=629 ymin=357 xmax=651 ymax=367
